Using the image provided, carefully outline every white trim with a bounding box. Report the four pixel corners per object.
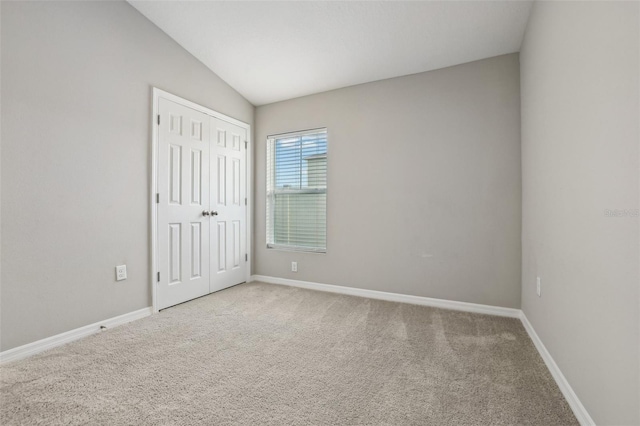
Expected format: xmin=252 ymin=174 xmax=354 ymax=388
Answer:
xmin=151 ymin=88 xmax=252 ymax=313
xmin=1 ymin=272 xmax=595 ymax=426
xmin=151 ymin=89 xmax=159 ymax=313
xmin=250 ymin=275 xmax=521 ymax=318
xmin=154 ymin=89 xmax=250 ymax=129
xmin=250 ymin=275 xmax=594 ymax=425
xmin=267 ymin=127 xmax=327 ymax=140
xmin=245 ymin=114 xmax=253 ymax=285
xmin=519 ymin=312 xmax=595 ymax=426
xmin=265 ymin=128 xmax=329 ymax=255
xmin=0 ymin=307 xmax=152 ymax=365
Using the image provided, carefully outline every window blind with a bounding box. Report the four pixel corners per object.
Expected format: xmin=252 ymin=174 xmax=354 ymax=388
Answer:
xmin=266 ymin=129 xmax=327 ymax=252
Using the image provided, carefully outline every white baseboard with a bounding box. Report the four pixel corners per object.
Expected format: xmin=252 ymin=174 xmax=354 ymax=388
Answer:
xmin=250 ymin=275 xmax=521 ymax=318
xmin=0 ymin=307 xmax=152 ymax=365
xmin=519 ymin=312 xmax=595 ymax=426
xmin=0 ymin=279 xmax=594 ymax=426
xmin=251 ymin=274 xmax=594 ymax=425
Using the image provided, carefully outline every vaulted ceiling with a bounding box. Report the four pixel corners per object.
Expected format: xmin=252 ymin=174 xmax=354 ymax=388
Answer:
xmin=129 ymin=1 xmax=533 ymax=106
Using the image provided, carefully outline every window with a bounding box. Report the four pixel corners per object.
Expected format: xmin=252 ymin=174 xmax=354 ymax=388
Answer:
xmin=267 ymin=128 xmax=327 ymax=253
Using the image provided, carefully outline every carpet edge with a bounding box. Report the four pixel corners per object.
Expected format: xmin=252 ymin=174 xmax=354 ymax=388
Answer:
xmin=0 ymin=307 xmax=152 ymax=365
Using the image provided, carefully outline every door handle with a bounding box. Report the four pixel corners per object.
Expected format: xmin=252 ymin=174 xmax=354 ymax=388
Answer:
xmin=211 ymin=211 xmax=219 ymax=216
xmin=202 ymin=210 xmax=210 ymax=217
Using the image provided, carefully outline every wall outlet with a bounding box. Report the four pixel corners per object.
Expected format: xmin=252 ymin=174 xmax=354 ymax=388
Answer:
xmin=536 ymin=276 xmax=541 ymax=297
xmin=291 ymin=261 xmax=298 ymax=272
xmin=116 ymin=265 xmax=127 ymax=281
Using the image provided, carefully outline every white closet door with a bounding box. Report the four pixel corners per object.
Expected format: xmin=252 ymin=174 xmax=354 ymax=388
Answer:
xmin=210 ymin=117 xmax=247 ymax=292
xmin=157 ymin=98 xmax=211 ymax=310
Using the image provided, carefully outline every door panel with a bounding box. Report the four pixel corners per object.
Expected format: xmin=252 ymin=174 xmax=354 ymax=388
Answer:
xmin=210 ymin=117 xmax=247 ymax=292
xmin=169 ymin=145 xmax=182 ymax=204
xmin=232 ymin=158 xmax=241 ymax=205
xmin=157 ymin=99 xmax=211 ymax=309
xmin=190 ymin=150 xmax=202 ymax=204
xmin=217 ymin=129 xmax=226 ymax=147
xmin=168 ymin=223 xmax=181 ymax=283
xmin=232 ymin=220 xmax=241 ymax=268
xmin=190 ymin=222 xmax=202 ymax=278
xmin=217 ymin=155 xmax=226 ymax=205
xmin=217 ymin=221 xmax=226 ymax=272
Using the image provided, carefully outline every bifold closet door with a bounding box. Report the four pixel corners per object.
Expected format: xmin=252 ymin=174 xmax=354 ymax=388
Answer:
xmin=157 ymin=99 xmax=211 ymax=310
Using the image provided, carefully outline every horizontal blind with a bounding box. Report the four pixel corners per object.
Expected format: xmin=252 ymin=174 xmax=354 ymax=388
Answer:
xmin=267 ymin=129 xmax=327 ymax=252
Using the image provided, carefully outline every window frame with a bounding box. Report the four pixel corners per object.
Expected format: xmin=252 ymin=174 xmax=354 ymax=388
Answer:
xmin=266 ymin=127 xmax=328 ymax=254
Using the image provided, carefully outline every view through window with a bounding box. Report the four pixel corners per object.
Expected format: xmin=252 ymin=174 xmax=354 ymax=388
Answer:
xmin=266 ymin=128 xmax=327 ymax=252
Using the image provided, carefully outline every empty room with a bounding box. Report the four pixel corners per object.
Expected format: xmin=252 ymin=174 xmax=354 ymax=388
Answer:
xmin=1 ymin=1 xmax=638 ymax=425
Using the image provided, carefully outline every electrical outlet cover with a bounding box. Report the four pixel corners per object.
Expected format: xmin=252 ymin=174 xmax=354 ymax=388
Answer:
xmin=116 ymin=265 xmax=127 ymax=281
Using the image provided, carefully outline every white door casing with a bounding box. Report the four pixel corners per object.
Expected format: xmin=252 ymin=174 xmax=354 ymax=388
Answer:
xmin=153 ymin=90 xmax=250 ymax=311
xmin=157 ymin=98 xmax=211 ymax=310
xmin=210 ymin=117 xmax=247 ymax=292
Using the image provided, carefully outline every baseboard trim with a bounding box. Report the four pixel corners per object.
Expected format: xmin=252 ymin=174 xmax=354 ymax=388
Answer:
xmin=250 ymin=275 xmax=521 ymax=318
xmin=251 ymin=274 xmax=594 ymax=425
xmin=0 ymin=281 xmax=594 ymax=425
xmin=519 ymin=312 xmax=595 ymax=426
xmin=0 ymin=307 xmax=153 ymax=365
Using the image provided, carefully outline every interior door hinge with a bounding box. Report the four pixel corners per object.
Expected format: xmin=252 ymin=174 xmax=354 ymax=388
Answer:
xmin=156 ymin=193 xmax=160 ymax=204
xmin=157 ymin=272 xmax=160 ymax=282
xmin=157 ymin=115 xmax=160 ymax=125
xmin=245 ymin=141 xmax=248 ymax=149
xmin=244 ymin=198 xmax=247 ymax=206
xmin=245 ymin=254 xmax=248 ymax=262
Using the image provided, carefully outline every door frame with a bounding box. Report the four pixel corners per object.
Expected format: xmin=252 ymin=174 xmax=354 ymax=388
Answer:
xmin=150 ymin=88 xmax=252 ymax=313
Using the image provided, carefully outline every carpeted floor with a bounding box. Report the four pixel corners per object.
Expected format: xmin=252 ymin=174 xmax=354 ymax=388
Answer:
xmin=1 ymin=282 xmax=577 ymax=425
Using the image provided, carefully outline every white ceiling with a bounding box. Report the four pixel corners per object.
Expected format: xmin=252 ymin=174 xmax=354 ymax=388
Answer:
xmin=129 ymin=1 xmax=533 ymax=106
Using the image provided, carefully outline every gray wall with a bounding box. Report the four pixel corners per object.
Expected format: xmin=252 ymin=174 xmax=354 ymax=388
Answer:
xmin=0 ymin=1 xmax=254 ymax=351
xmin=520 ymin=1 xmax=639 ymax=424
xmin=255 ymin=54 xmax=522 ymax=308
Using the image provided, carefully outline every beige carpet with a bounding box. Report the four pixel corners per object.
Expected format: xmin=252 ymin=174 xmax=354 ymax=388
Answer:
xmin=1 ymin=282 xmax=577 ymax=425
